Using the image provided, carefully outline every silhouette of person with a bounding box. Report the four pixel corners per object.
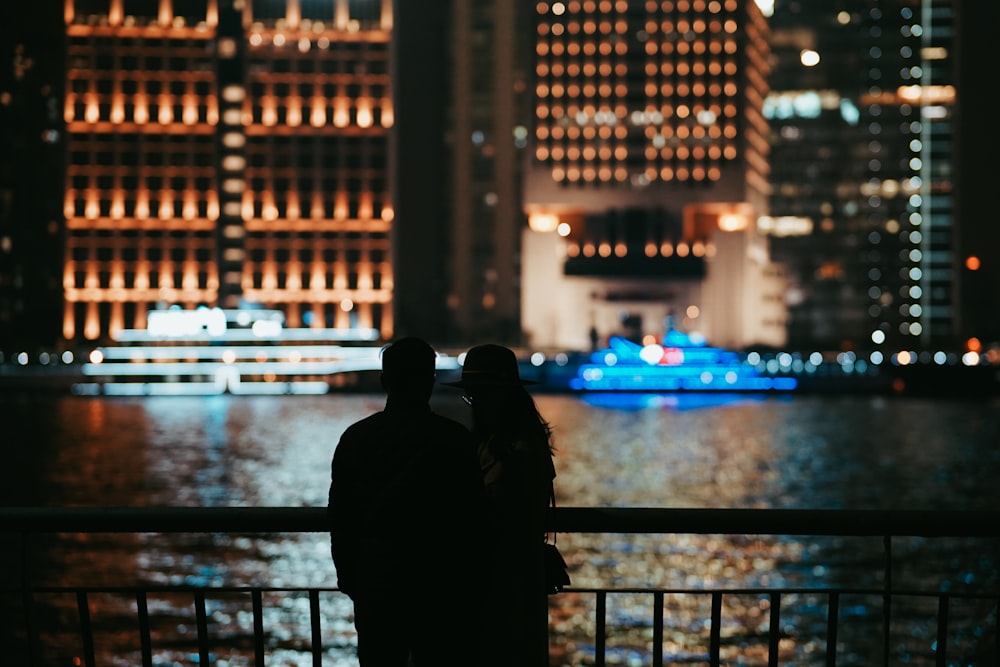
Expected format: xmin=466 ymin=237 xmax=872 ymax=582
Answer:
xmin=328 ymin=337 xmax=485 ymax=667
xmin=444 ymin=344 xmax=557 ymax=667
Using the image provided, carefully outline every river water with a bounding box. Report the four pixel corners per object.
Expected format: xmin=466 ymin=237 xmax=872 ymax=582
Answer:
xmin=3 ymin=391 xmax=1000 ymax=665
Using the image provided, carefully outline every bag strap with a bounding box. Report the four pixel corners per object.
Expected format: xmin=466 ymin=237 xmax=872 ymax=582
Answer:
xmin=547 ymin=481 xmax=557 ymax=545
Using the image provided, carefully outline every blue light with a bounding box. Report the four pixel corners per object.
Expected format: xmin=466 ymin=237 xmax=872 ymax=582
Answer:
xmin=572 ymin=335 xmax=798 ymax=393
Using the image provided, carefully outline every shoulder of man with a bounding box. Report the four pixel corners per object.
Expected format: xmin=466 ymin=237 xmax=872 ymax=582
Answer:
xmin=332 ymin=412 xmax=387 ymax=453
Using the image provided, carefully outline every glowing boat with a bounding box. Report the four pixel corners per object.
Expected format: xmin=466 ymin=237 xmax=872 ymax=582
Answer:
xmin=73 ymin=307 xmax=458 ymax=396
xmin=568 ymin=330 xmax=798 ymax=392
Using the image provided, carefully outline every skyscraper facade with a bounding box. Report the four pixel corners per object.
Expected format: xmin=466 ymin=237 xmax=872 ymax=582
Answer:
xmin=4 ymin=0 xmax=994 ymax=356
xmin=520 ymin=0 xmax=788 ymax=350
xmin=59 ymin=0 xmax=393 ymax=343
xmin=766 ymin=0 xmax=962 ymax=352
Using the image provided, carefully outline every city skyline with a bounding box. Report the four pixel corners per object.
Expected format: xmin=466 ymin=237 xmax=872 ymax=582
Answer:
xmin=1 ymin=0 xmax=997 ymax=357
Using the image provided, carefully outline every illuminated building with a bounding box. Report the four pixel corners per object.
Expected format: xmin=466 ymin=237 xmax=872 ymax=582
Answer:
xmin=521 ymin=0 xmax=788 ymax=351
xmin=765 ymin=0 xmax=970 ymax=351
xmin=60 ymin=0 xmax=393 ymax=343
xmin=4 ymin=0 xmax=996 ymax=356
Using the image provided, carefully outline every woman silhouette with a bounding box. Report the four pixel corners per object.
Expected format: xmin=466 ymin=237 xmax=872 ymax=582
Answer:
xmin=446 ymin=344 xmax=557 ymax=667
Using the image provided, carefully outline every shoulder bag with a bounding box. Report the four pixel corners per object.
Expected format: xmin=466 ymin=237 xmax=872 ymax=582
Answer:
xmin=544 ymin=484 xmax=571 ymax=594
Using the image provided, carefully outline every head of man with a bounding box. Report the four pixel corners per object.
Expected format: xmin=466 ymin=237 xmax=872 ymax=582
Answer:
xmin=379 ymin=336 xmax=437 ymax=405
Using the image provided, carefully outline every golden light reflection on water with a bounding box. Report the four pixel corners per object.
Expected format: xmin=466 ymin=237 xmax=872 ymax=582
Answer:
xmin=3 ymin=393 xmax=1000 ymax=664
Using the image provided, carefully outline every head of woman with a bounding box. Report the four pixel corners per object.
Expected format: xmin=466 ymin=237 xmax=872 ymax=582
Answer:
xmin=448 ymin=344 xmax=553 ymax=447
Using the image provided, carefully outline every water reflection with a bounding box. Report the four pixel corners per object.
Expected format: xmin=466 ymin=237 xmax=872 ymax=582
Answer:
xmin=3 ymin=393 xmax=1000 ymax=664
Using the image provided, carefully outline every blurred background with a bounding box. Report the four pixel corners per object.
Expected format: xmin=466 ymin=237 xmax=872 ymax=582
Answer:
xmin=1 ymin=0 xmax=998 ymax=363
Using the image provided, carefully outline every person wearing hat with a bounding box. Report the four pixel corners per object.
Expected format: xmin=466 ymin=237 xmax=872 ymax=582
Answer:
xmin=445 ymin=344 xmax=557 ymax=666
xmin=328 ymin=337 xmax=486 ymax=666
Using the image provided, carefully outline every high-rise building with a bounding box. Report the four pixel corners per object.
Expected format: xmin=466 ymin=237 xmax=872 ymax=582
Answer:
xmin=765 ymin=0 xmax=965 ymax=352
xmin=443 ymin=0 xmax=534 ymax=345
xmin=58 ymin=0 xmax=394 ymax=343
xmin=0 ymin=4 xmax=65 ymax=353
xmin=520 ymin=0 xmax=788 ymax=351
xmin=4 ymin=0 xmax=994 ymax=356
xmin=954 ymin=0 xmax=1000 ymax=351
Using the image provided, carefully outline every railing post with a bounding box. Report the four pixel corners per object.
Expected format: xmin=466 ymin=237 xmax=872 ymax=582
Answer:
xmin=652 ymin=591 xmax=664 ymax=667
xmin=253 ymin=590 xmax=265 ymax=666
xmin=310 ymin=589 xmax=323 ymax=666
xmin=768 ymin=592 xmax=781 ymax=667
xmin=882 ymin=535 xmax=892 ymax=667
xmin=20 ymin=529 xmax=40 ymax=667
xmin=935 ymin=594 xmax=949 ymax=667
xmin=710 ymin=591 xmax=722 ymax=667
xmin=195 ymin=590 xmax=210 ymax=667
xmin=826 ymin=591 xmax=839 ymax=667
xmin=595 ymin=591 xmax=606 ymax=667
xmin=136 ymin=591 xmax=152 ymax=667
xmin=77 ymin=591 xmax=96 ymax=667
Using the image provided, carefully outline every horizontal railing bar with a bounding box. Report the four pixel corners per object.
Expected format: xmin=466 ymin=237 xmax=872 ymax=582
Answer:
xmin=5 ymin=585 xmax=997 ymax=600
xmin=2 ymin=506 xmax=999 ymax=537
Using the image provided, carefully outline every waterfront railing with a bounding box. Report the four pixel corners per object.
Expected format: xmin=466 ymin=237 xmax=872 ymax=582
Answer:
xmin=2 ymin=507 xmax=999 ymax=666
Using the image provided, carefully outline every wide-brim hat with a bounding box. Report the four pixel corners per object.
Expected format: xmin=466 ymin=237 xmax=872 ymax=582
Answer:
xmin=442 ymin=344 xmax=537 ymax=388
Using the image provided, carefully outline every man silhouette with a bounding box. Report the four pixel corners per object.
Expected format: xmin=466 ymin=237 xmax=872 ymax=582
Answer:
xmin=328 ymin=337 xmax=484 ymax=666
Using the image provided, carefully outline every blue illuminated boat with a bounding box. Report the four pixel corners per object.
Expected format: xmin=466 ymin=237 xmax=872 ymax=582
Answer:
xmin=567 ymin=330 xmax=798 ymax=392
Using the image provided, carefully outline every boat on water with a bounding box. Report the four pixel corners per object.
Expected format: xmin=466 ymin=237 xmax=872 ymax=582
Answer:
xmin=565 ymin=329 xmax=799 ymax=392
xmin=73 ymin=307 xmax=459 ymax=396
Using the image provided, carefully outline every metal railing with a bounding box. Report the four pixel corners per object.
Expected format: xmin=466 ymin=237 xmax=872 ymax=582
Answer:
xmin=2 ymin=507 xmax=999 ymax=667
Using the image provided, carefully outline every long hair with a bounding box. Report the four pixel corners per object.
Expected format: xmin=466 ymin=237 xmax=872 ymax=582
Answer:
xmin=492 ymin=385 xmax=554 ymax=454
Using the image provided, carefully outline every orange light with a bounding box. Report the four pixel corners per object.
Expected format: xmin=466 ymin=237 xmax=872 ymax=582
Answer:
xmin=967 ymin=337 xmax=982 ymax=353
xmin=965 ymin=255 xmax=981 ymax=271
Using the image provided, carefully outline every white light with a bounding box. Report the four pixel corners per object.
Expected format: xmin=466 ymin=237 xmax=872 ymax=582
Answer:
xmin=252 ymin=320 xmax=282 ymax=338
xmin=639 ymin=344 xmax=664 ymax=365
xmin=222 ymin=85 xmax=245 ymax=103
xmin=89 ymin=349 xmax=104 ymax=364
xmin=800 ymin=49 xmax=821 ymax=67
xmin=962 ymin=351 xmax=981 ymax=366
xmin=530 ymin=352 xmax=545 ymax=367
xmin=603 ymin=353 xmax=618 ymax=366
